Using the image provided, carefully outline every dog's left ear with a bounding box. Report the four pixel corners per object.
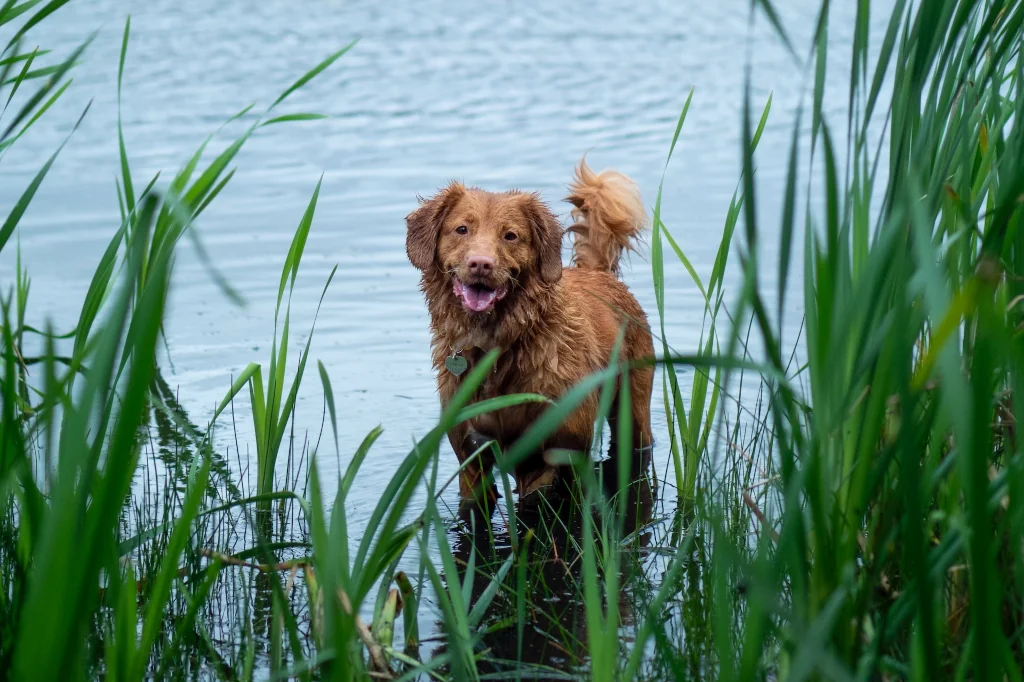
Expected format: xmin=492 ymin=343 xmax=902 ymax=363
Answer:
xmin=406 ymin=182 xmax=465 ymax=271
xmin=520 ymin=194 xmax=564 ymax=284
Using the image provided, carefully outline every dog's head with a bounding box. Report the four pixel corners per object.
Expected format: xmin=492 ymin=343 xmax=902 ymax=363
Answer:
xmin=406 ymin=183 xmax=563 ymax=315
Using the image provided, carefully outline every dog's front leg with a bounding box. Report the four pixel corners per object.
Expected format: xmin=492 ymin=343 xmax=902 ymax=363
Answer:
xmin=516 ymin=403 xmax=597 ymax=498
xmin=446 ymin=422 xmax=498 ymax=503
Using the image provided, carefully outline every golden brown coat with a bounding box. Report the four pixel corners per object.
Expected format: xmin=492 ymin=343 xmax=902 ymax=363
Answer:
xmin=406 ymin=158 xmax=654 ymax=498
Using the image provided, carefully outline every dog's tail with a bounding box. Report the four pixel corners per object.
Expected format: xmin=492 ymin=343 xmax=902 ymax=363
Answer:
xmin=565 ymin=157 xmax=647 ymax=276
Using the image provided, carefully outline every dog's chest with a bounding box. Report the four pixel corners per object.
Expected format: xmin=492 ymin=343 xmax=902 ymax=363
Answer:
xmin=436 ymin=340 xmax=558 ymax=443
xmin=462 ymin=363 xmax=552 ymax=443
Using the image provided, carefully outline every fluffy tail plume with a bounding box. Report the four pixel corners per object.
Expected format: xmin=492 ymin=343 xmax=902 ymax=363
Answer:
xmin=565 ymin=157 xmax=647 ymax=275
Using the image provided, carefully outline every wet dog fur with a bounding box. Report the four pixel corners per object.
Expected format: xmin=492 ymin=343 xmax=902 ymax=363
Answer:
xmin=406 ymin=158 xmax=654 ymax=500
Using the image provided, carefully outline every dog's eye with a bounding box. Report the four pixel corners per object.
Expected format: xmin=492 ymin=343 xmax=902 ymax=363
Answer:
xmin=504 ymin=231 xmax=518 ymax=242
xmin=455 ymin=226 xmax=468 ymax=235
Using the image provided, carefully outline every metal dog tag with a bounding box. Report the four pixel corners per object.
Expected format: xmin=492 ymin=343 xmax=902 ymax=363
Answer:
xmin=445 ymin=354 xmax=468 ymax=377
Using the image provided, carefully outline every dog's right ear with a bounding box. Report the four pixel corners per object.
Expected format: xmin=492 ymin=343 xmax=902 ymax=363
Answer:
xmin=406 ymin=182 xmax=465 ymax=271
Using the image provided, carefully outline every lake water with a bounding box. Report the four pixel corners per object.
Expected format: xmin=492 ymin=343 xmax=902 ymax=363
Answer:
xmin=2 ymin=0 xmax=893 ymax=670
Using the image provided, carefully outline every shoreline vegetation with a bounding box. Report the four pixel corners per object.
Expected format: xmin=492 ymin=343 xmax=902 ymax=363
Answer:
xmin=2 ymin=0 xmax=1024 ymax=680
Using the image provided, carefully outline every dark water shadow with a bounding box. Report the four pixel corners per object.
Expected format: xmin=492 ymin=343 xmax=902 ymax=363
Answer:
xmin=148 ymin=366 xmax=241 ymax=499
xmin=439 ymin=454 xmax=657 ymax=680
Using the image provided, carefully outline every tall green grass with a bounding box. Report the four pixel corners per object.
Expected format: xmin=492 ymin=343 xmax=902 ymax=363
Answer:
xmin=3 ymin=0 xmax=1024 ymax=679
xmin=673 ymin=0 xmax=1024 ymax=678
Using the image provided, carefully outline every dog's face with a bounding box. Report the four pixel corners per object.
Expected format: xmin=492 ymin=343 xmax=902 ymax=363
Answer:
xmin=406 ymin=183 xmax=563 ymax=315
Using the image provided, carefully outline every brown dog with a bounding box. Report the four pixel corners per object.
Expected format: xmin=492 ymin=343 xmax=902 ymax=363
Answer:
xmin=405 ymin=158 xmax=654 ymax=499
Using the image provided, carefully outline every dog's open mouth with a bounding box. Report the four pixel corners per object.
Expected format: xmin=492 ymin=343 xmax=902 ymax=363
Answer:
xmin=453 ymin=277 xmax=508 ymax=313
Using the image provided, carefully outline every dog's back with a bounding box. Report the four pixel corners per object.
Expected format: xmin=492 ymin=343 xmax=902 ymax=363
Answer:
xmin=557 ymin=158 xmax=655 ymax=468
xmin=561 ymin=157 xmax=653 ymax=395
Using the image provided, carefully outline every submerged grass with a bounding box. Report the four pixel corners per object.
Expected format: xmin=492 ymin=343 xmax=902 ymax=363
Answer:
xmin=3 ymin=0 xmax=1024 ymax=680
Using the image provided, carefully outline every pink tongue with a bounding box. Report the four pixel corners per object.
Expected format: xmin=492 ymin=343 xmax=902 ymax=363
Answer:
xmin=463 ymin=285 xmax=497 ymax=312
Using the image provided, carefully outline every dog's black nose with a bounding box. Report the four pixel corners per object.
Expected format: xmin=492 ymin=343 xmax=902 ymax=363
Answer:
xmin=467 ymin=255 xmax=494 ymax=276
